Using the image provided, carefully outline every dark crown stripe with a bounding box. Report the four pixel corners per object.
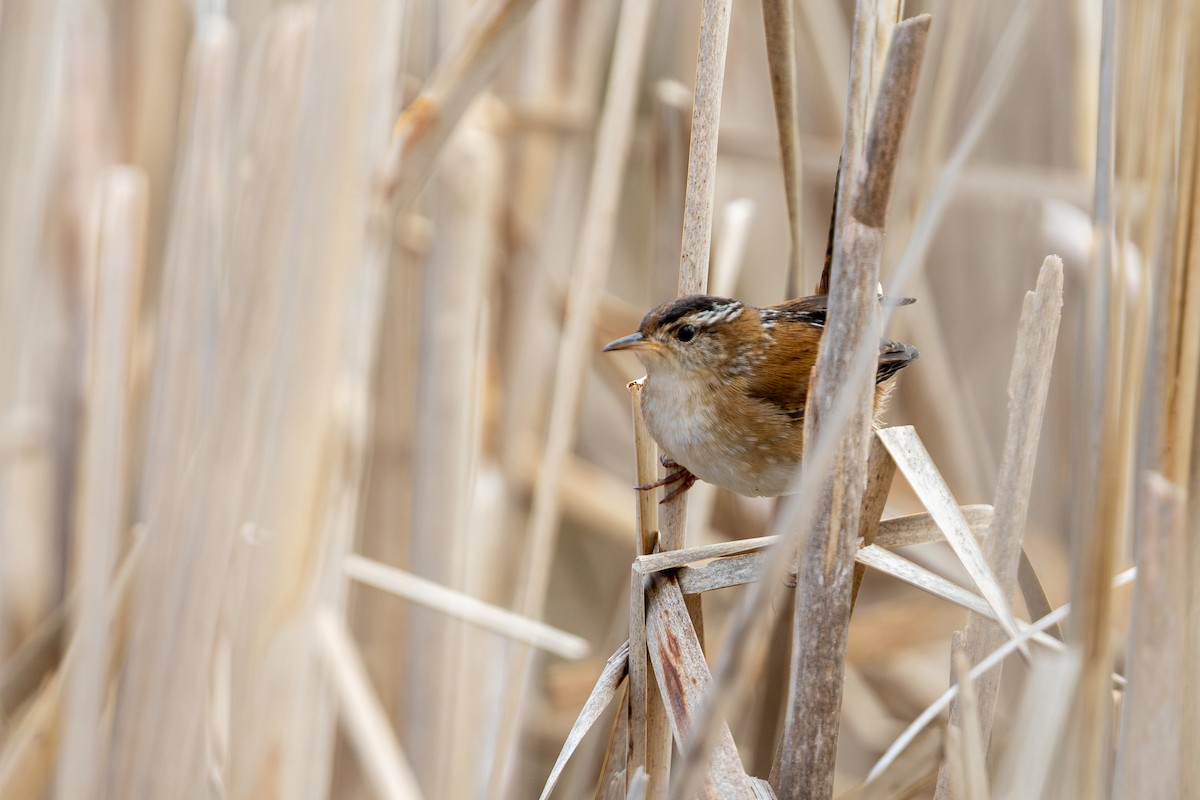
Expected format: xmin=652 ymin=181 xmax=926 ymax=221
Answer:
xmin=645 ymin=294 xmax=739 ymax=331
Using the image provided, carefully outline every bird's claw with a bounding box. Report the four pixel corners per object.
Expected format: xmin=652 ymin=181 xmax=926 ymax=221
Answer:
xmin=634 ymin=464 xmax=697 ymax=503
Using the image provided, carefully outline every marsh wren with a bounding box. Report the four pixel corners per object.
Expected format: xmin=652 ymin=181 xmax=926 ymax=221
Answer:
xmin=603 ymin=294 xmax=917 ymax=499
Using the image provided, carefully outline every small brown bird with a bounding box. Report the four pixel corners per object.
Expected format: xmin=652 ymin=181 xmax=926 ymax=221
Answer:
xmin=603 ymin=294 xmax=917 ymax=499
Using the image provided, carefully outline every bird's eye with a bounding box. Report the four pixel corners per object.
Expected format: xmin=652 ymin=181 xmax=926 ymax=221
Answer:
xmin=676 ymin=324 xmax=696 ymax=343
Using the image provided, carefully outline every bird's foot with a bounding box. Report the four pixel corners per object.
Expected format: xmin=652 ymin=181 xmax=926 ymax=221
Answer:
xmin=635 ymin=462 xmax=698 ymax=503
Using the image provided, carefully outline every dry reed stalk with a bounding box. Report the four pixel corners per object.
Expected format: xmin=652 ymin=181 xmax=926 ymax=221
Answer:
xmin=316 ymin=610 xmax=423 ymax=800
xmin=677 ymin=0 xmax=732 ymax=296
xmin=197 ymin=9 xmax=317 ymax=793
xmin=933 ymin=256 xmax=1064 ymax=796
xmin=597 ymin=683 xmax=633 ymax=800
xmin=657 ymin=0 xmax=733 ymax=574
xmin=343 ymin=555 xmax=587 ymax=659
xmin=627 ymin=379 xmax=671 ymax=796
xmin=233 ymin=3 xmax=402 ymax=794
xmin=884 ymin=0 xmax=1040 ymax=301
xmin=653 ymin=81 xmax=692 ymax=301
xmin=55 ymin=167 xmax=146 ymax=800
xmin=685 ymin=198 xmax=757 ymax=545
xmin=500 ymin=0 xmax=616 ymax=491
xmin=0 ymin=533 xmax=143 ymax=799
xmin=0 ymin=0 xmax=66 ymax=659
xmin=849 ymin=435 xmax=897 ymax=610
xmin=385 ymin=0 xmax=542 ymax=212
xmin=794 ymin=0 xmax=849 ymax=130
xmin=108 ymin=0 xmax=188 ymax=288
xmin=408 ymin=107 xmax=504 ymax=797
xmin=347 ymin=136 xmax=425 ymax=800
xmin=760 ymin=0 xmax=805 ymax=295
xmin=499 ymin=0 xmax=655 ymax=790
xmin=1071 ymin=0 xmax=1101 ymax=174
xmin=1112 ymin=475 xmax=1185 ymax=797
xmin=1166 ymin=6 xmax=1200 ymax=785
xmin=104 ymin=19 xmax=239 ymax=797
xmin=942 ymin=727 xmax=968 ymax=800
xmin=863 ymin=427 xmax=1025 ymax=642
xmin=1064 ymin=0 xmax=1122 ymax=793
xmin=990 ymin=648 xmax=1080 ymax=800
xmin=774 ymin=15 xmax=929 ymax=798
xmin=949 ymin=651 xmax=990 ymax=800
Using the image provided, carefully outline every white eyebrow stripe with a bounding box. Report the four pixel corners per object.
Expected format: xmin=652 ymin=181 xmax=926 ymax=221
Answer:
xmin=689 ymin=302 xmax=744 ymax=326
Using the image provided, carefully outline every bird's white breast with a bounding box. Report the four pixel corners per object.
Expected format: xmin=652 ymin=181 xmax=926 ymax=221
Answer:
xmin=640 ymin=371 xmax=799 ymax=497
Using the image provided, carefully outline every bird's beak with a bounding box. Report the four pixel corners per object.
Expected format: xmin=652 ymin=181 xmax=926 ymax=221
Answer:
xmin=603 ymin=331 xmax=653 ymax=352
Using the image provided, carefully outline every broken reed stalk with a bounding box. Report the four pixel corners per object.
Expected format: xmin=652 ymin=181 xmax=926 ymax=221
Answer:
xmin=499 ymin=0 xmax=655 ymax=790
xmin=933 ymin=255 xmax=1064 ymax=797
xmin=774 ymin=14 xmax=929 ymax=799
xmin=760 ymin=0 xmax=805 ymax=296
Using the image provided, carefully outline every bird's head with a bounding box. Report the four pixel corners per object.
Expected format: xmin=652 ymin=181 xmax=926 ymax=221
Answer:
xmin=602 ymin=295 xmax=752 ymax=378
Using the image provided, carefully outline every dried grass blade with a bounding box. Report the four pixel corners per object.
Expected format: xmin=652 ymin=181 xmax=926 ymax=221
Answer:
xmin=760 ymin=0 xmax=805 ymax=293
xmin=540 ymin=641 xmax=631 ymax=800
xmin=877 ymin=426 xmax=1024 ymax=643
xmin=635 ymin=536 xmax=779 ymax=574
xmin=1017 ymin=551 xmax=1063 ymax=642
xmin=855 ymin=545 xmax=1072 ymax=657
xmin=866 ymin=568 xmax=1135 ymax=783
xmin=677 ymin=552 xmax=770 ymax=595
xmin=647 ymin=575 xmax=753 ymax=800
xmin=873 ymin=505 xmax=994 ymax=548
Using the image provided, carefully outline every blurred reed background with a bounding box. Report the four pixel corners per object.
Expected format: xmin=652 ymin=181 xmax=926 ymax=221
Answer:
xmin=0 ymin=0 xmax=1196 ymax=798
